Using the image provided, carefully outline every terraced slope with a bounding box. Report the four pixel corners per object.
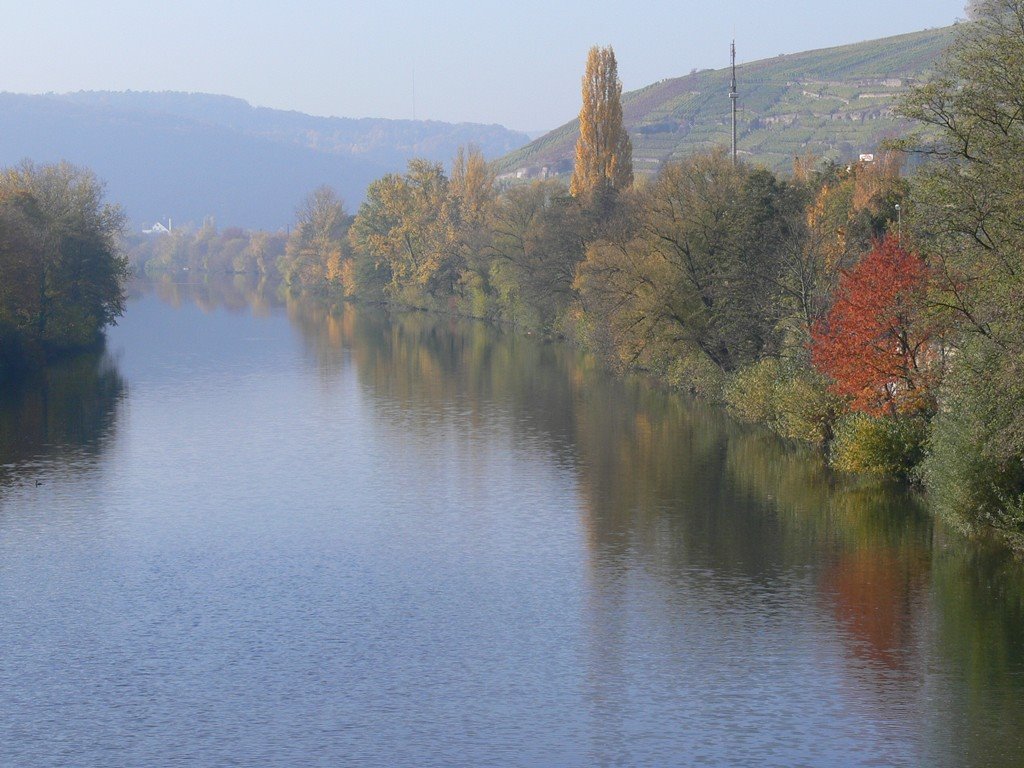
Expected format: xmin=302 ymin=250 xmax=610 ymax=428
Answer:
xmin=497 ymin=25 xmax=956 ymax=178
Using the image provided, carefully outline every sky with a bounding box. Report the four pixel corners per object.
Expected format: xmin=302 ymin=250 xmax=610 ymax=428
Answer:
xmin=2 ymin=0 xmax=967 ymax=133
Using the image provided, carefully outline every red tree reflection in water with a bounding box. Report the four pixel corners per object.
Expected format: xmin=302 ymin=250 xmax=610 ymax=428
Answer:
xmin=821 ymin=546 xmax=930 ymax=670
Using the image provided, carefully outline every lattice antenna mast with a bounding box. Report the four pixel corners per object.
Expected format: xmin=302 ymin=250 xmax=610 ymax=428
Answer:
xmin=729 ymin=39 xmax=738 ymax=165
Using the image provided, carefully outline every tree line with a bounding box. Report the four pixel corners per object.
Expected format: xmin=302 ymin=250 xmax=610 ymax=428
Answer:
xmin=126 ymin=185 xmax=352 ymax=287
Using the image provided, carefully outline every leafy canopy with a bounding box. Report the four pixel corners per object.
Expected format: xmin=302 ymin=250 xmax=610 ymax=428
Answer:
xmin=811 ymin=236 xmax=935 ymax=416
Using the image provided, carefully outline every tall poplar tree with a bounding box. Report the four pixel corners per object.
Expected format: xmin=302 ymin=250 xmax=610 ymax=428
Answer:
xmin=570 ymin=46 xmax=633 ymax=198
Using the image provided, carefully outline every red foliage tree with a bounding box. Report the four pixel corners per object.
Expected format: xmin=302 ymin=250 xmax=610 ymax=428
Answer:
xmin=811 ymin=235 xmax=936 ymax=416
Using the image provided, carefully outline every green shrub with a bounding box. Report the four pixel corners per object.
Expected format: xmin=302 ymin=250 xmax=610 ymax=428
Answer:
xmin=774 ymin=368 xmax=841 ymax=445
xmin=455 ymin=272 xmax=491 ymax=320
xmin=725 ymin=359 xmax=839 ymax=445
xmin=725 ymin=358 xmax=781 ymax=425
xmin=830 ymin=412 xmax=927 ymax=479
xmin=665 ymin=352 xmax=728 ymax=402
xmin=922 ymin=340 xmax=1024 ymax=533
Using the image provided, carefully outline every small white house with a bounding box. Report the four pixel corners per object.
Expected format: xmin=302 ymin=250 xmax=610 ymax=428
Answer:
xmin=143 ymin=219 xmax=172 ymax=235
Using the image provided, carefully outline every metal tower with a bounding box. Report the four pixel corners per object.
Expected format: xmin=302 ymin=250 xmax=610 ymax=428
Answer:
xmin=729 ymin=40 xmax=738 ymax=165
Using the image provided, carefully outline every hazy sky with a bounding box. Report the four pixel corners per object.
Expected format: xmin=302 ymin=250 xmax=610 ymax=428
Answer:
xmin=3 ymin=0 xmax=966 ymax=132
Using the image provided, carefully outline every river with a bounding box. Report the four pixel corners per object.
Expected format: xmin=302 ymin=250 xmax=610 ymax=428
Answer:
xmin=1 ymin=275 xmax=1023 ymax=767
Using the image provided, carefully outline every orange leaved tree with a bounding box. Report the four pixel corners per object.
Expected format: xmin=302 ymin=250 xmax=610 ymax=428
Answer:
xmin=811 ymin=235 xmax=937 ymax=416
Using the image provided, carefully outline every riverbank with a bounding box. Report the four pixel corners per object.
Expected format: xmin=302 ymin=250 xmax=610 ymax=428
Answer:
xmin=336 ymin=287 xmax=1024 ymax=556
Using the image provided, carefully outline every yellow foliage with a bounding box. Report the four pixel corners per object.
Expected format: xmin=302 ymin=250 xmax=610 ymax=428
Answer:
xmin=570 ymin=46 xmax=633 ymax=198
xmin=340 ymin=259 xmax=357 ymax=297
xmin=326 ymin=246 xmax=344 ymax=284
xmin=852 ymin=151 xmax=903 ymax=213
xmin=792 ymin=151 xmax=817 ymax=185
xmin=451 ymin=146 xmax=494 ymax=223
xmin=807 ymin=179 xmax=852 ymax=273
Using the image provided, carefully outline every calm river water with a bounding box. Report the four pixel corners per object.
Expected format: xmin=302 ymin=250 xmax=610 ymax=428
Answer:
xmin=2 ymin=276 xmax=1024 ymax=767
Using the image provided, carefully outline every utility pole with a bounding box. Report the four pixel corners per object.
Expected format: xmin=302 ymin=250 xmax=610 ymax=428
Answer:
xmin=729 ymin=40 xmax=738 ymax=165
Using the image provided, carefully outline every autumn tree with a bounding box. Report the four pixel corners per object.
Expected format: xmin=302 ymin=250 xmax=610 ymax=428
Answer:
xmin=575 ymin=149 xmax=796 ymax=379
xmin=450 ymin=146 xmax=498 ymax=315
xmin=0 ymin=161 xmax=127 ymax=354
xmin=450 ymin=145 xmax=494 ymax=226
xmin=489 ymin=183 xmax=587 ymax=328
xmin=349 ymin=160 xmax=461 ymax=300
xmin=569 ymin=45 xmax=633 ymax=199
xmin=773 ymin=155 xmax=905 ymax=354
xmin=279 ymin=186 xmax=350 ymax=286
xmin=810 ymin=236 xmax=937 ymax=416
xmin=244 ymin=231 xmax=287 ymax=277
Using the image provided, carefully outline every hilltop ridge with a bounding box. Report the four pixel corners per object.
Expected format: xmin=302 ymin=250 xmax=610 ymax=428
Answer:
xmin=0 ymin=91 xmax=529 ymax=229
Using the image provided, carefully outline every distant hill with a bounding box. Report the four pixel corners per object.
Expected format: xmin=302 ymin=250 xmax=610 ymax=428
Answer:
xmin=497 ymin=26 xmax=956 ymax=179
xmin=0 ymin=91 xmax=530 ymax=230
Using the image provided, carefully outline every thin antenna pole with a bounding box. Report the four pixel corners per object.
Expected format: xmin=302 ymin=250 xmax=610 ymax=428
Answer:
xmin=412 ymin=63 xmax=417 ymax=121
xmin=729 ymin=40 xmax=738 ymax=165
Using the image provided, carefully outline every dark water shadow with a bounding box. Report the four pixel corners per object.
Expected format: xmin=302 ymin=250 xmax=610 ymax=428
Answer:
xmin=0 ymin=348 xmax=126 ymax=489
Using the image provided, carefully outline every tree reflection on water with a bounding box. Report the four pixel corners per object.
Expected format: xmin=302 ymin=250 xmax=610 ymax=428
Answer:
xmin=0 ymin=350 xmax=125 ymax=489
xmin=282 ymin=289 xmax=1024 ymax=767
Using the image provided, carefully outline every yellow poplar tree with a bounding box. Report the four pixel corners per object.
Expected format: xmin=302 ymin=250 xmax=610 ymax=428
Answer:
xmin=570 ymin=45 xmax=633 ymax=197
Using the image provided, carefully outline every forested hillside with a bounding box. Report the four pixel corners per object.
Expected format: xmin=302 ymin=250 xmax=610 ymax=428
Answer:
xmin=0 ymin=92 xmax=529 ymax=230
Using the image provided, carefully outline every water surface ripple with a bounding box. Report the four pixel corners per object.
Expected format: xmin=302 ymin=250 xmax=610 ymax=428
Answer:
xmin=1 ymin=277 xmax=1023 ymax=767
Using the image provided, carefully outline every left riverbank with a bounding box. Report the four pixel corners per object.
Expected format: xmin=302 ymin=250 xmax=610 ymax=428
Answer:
xmin=0 ymin=161 xmax=129 ymax=384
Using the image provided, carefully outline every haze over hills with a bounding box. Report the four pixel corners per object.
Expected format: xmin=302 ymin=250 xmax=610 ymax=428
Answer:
xmin=0 ymin=91 xmax=530 ymax=230
xmin=498 ymin=26 xmax=957 ymax=179
xmin=0 ymin=26 xmax=957 ymax=230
